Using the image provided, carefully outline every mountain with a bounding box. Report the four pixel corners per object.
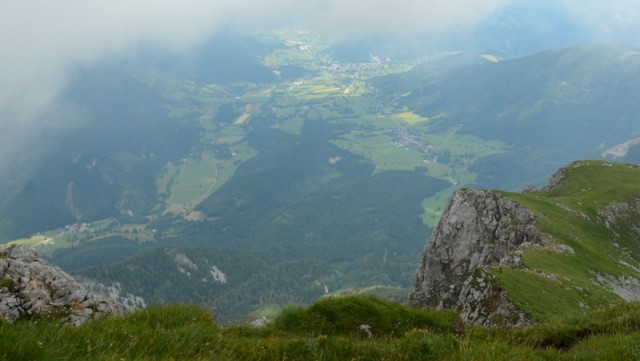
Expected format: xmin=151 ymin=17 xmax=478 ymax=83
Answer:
xmin=0 ymin=64 xmax=200 ymax=240
xmin=0 ymin=33 xmax=291 ymax=241
xmin=375 ymin=45 xmax=640 ymax=189
xmin=75 ymin=247 xmax=333 ymax=322
xmin=156 ymin=32 xmax=281 ymax=85
xmin=410 ymin=161 xmax=640 ymax=325
xmin=323 ymin=2 xmax=602 ymax=63
xmin=0 ymin=205 xmax=640 ymax=360
xmin=472 ymin=1 xmax=592 ymax=56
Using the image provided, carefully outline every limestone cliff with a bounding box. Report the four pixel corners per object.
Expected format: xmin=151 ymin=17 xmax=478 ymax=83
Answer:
xmin=0 ymin=245 xmax=126 ymax=325
xmin=409 ymin=189 xmax=541 ymax=326
xmin=409 ymin=161 xmax=640 ymax=327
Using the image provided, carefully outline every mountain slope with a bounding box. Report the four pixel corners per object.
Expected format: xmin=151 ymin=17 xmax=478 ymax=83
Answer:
xmin=375 ymin=45 xmax=640 ymax=189
xmin=410 ymin=161 xmax=640 ymax=325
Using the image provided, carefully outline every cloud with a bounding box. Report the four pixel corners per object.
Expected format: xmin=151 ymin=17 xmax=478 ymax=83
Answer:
xmin=561 ymin=0 xmax=640 ymax=43
xmin=304 ymin=0 xmax=511 ymax=35
xmin=0 ymin=1 xmax=226 ymax=183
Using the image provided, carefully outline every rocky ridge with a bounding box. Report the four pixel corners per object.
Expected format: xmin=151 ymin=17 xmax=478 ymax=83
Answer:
xmin=409 ymin=189 xmax=542 ymax=326
xmin=0 ymin=245 xmax=125 ymax=325
xmin=409 ymin=162 xmax=640 ymax=326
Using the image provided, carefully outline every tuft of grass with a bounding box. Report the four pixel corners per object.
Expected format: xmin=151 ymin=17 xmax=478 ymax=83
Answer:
xmin=273 ymin=295 xmax=459 ymax=338
xmin=0 ymin=279 xmax=15 ymax=293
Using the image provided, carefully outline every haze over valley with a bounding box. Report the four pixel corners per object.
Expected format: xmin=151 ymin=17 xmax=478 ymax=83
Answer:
xmin=2 ymin=0 xmax=640 ymax=324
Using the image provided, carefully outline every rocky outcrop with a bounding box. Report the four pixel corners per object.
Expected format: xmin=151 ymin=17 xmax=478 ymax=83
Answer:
xmin=409 ymin=189 xmax=542 ymax=326
xmin=0 ymin=245 xmax=124 ymax=325
xmin=541 ymin=168 xmax=566 ymax=191
xmin=598 ymin=199 xmax=640 ymax=239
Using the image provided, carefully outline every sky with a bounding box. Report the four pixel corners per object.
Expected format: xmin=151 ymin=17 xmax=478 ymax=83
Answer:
xmin=0 ymin=0 xmax=639 ymax=187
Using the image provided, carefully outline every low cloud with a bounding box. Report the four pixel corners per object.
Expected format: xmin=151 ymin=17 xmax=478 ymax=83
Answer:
xmin=561 ymin=0 xmax=640 ymax=44
xmin=287 ymin=0 xmax=510 ymax=35
xmin=0 ymin=1 xmax=226 ymax=183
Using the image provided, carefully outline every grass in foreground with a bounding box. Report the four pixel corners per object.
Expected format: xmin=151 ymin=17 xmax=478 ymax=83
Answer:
xmin=1 ymin=296 xmax=639 ymax=360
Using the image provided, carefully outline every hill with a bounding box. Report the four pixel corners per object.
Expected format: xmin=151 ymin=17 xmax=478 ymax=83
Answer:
xmin=374 ymin=45 xmax=640 ymax=189
xmin=411 ymin=160 xmax=640 ymax=325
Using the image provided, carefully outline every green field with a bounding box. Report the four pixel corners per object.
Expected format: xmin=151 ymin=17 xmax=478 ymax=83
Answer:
xmin=392 ymin=111 xmax=430 ymax=124
xmin=273 ymin=117 xmax=305 ymax=135
xmin=161 ymin=146 xmax=258 ymax=214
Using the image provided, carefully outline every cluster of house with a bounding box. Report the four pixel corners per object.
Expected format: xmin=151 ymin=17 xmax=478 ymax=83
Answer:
xmin=64 ymin=223 xmax=90 ymax=233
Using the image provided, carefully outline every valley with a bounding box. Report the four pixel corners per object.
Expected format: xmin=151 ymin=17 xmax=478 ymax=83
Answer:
xmin=4 ymin=2 xmax=640 ymax=359
xmin=2 ymin=30 xmax=640 ymax=322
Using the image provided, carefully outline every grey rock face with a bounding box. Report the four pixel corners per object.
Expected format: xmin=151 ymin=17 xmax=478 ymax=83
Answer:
xmin=0 ymin=245 xmax=124 ymax=325
xmin=542 ymin=168 xmax=566 ymax=192
xmin=409 ymin=189 xmax=541 ymax=326
xmin=594 ymin=273 xmax=640 ymax=301
xmin=598 ymin=199 xmax=640 ymax=239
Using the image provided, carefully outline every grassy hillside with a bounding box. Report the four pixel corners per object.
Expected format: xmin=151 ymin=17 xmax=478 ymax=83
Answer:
xmin=495 ymin=161 xmax=640 ymax=321
xmin=2 ymin=296 xmax=639 ymax=360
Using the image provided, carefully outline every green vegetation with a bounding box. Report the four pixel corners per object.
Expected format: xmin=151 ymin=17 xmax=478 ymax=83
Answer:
xmin=162 ymin=153 xmax=226 ymax=213
xmin=322 ymin=285 xmax=410 ymax=301
xmin=0 ymin=279 xmax=15 ymax=292
xmin=0 ymin=305 xmax=220 ymax=361
xmin=376 ymin=45 xmax=640 ymax=190
xmin=274 ymin=296 xmax=456 ymax=337
xmin=2 ymin=297 xmax=639 ymax=360
xmin=392 ymin=111 xmax=430 ymax=124
xmin=494 ymin=161 xmax=640 ymax=322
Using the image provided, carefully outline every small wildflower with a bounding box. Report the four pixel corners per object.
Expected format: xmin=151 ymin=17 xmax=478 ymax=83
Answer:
xmin=453 ymin=319 xmax=464 ymax=335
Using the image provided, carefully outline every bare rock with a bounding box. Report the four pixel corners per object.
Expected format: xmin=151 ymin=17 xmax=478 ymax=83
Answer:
xmin=594 ymin=273 xmax=640 ymax=301
xmin=249 ymin=316 xmax=273 ymax=328
xmin=542 ymin=169 xmax=566 ymax=192
xmin=409 ymin=189 xmax=541 ymax=326
xmin=597 ymin=199 xmax=640 ymax=239
xmin=0 ymin=245 xmax=125 ymax=325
